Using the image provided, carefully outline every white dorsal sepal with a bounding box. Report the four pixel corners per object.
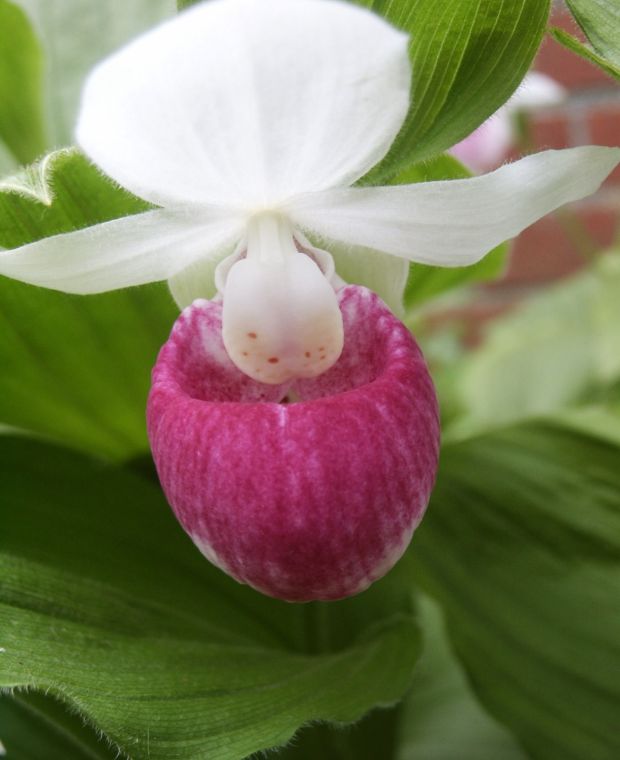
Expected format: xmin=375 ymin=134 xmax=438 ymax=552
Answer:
xmin=221 ymin=213 xmax=344 ymax=384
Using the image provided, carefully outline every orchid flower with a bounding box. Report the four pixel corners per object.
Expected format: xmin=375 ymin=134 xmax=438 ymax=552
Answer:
xmin=450 ymin=71 xmax=566 ymax=172
xmin=1 ymin=0 xmax=618 ymax=601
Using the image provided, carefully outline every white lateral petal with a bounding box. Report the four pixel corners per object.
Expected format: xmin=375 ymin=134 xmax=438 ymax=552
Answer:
xmin=0 ymin=209 xmax=244 ymax=293
xmin=76 ymin=0 xmax=410 ymax=208
xmin=287 ymin=147 xmax=620 ymax=266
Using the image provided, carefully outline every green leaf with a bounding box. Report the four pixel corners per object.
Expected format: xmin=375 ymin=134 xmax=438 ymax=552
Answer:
xmin=411 ymin=422 xmax=620 ymax=760
xmin=556 ymin=390 xmax=620 ymax=447
xmin=0 ymin=148 xmax=152 ymax=229
xmin=388 ymin=155 xmax=508 ymax=310
xmin=566 ymin=0 xmax=620 ymax=67
xmin=0 ymin=149 xmax=177 ymax=459
xmin=264 ymin=592 xmax=527 ymax=760
xmin=14 ymin=0 xmax=175 ymax=145
xmin=406 ymin=245 xmax=507 ymax=310
xmin=550 ymin=0 xmax=620 ymax=80
xmin=392 ymin=153 xmax=473 ymax=185
xmin=450 ymin=253 xmax=620 ymax=437
xmin=358 ymin=0 xmax=551 ymax=181
xmin=264 ymin=708 xmax=402 ymax=760
xmin=0 ymin=437 xmax=421 ymax=760
xmin=0 ymin=139 xmax=19 ymax=176
xmin=0 ymin=691 xmax=113 ymax=759
xmin=0 ymin=0 xmax=46 ymax=164
xmin=550 ymin=27 xmax=620 ymax=80
xmin=396 ymin=595 xmax=526 ymax=760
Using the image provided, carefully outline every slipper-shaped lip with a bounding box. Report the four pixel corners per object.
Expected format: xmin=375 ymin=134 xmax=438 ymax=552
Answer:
xmin=147 ymin=286 xmax=440 ymax=601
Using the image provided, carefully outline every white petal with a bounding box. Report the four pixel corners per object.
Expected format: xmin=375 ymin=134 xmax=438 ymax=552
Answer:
xmin=0 ymin=209 xmax=244 ymax=293
xmin=76 ymin=0 xmax=410 ymax=208
xmin=287 ymin=147 xmax=620 ymax=267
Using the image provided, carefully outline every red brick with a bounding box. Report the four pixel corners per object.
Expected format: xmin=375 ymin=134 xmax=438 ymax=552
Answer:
xmin=497 ymin=207 xmax=618 ymax=285
xmin=589 ymin=104 xmax=620 ymax=146
xmin=425 ymin=302 xmax=518 ymax=348
xmin=427 ymin=205 xmax=617 ymax=347
xmin=535 ymin=7 xmax=613 ymax=90
xmin=529 ymin=111 xmax=572 ymax=150
xmin=588 ymin=104 xmax=620 ymax=183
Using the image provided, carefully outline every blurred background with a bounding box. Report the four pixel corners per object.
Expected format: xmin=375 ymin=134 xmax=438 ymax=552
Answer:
xmin=434 ymin=0 xmax=619 ymax=347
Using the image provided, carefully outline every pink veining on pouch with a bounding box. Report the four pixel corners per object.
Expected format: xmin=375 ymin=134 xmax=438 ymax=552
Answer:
xmin=148 ymin=286 xmax=440 ymax=602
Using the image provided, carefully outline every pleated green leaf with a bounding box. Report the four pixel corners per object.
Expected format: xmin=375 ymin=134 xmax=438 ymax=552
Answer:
xmin=358 ymin=0 xmax=551 ymax=180
xmin=264 ymin=708 xmax=403 ymax=760
xmin=0 ymin=150 xmax=177 ymax=459
xmin=258 ymin=593 xmax=528 ymax=760
xmin=396 ymin=595 xmax=527 ymax=760
xmin=550 ymin=0 xmax=620 ymax=80
xmin=0 ymin=437 xmax=421 ymax=760
xmin=550 ymin=27 xmax=620 ymax=80
xmin=0 ymin=691 xmax=113 ymax=760
xmin=412 ymin=422 xmax=620 ymax=760
xmin=0 ymin=0 xmax=46 ymax=164
xmin=566 ymin=0 xmax=620 ymax=66
xmin=557 ymin=389 xmax=620 ymax=447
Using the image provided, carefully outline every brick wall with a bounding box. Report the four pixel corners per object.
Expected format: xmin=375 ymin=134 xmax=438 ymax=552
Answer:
xmin=435 ymin=1 xmax=619 ymax=346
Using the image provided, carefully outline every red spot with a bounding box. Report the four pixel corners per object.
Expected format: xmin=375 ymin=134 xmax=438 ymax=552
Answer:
xmin=242 ymin=351 xmax=248 ymax=356
xmin=318 ymin=346 xmax=325 ymax=351
xmin=247 ymin=332 xmax=257 ymax=339
xmin=305 ymin=351 xmax=311 ymax=358
xmin=268 ymin=357 xmax=280 ymax=364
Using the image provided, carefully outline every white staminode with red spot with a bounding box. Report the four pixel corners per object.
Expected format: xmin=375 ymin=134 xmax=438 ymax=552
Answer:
xmin=220 ymin=213 xmax=344 ymax=384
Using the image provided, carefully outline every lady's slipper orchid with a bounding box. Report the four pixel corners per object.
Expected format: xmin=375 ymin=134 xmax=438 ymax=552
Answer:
xmin=0 ymin=0 xmax=618 ymax=600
